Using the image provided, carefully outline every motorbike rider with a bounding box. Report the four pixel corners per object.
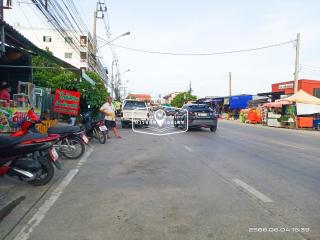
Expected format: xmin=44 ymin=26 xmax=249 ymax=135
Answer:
xmin=99 ymin=97 xmax=121 ymax=139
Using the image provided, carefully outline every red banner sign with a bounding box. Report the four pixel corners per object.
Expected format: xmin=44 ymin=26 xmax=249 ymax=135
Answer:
xmin=53 ymin=89 xmax=80 ymax=116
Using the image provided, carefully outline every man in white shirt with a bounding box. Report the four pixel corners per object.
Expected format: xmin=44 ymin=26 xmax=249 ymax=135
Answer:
xmin=100 ymin=97 xmax=121 ymax=139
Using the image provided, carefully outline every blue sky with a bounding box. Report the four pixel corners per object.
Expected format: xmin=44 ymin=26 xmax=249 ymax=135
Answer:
xmin=6 ymin=0 xmax=320 ymax=98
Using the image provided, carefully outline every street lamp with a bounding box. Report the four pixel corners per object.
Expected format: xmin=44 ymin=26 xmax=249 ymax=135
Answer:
xmin=97 ymin=32 xmax=130 ymax=49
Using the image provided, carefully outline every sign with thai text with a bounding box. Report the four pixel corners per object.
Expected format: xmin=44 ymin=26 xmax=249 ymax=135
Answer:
xmin=53 ymin=89 xmax=80 ymax=116
xmin=278 ymin=83 xmax=294 ymax=90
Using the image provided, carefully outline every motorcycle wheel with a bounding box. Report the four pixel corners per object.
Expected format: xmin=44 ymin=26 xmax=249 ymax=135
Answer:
xmin=62 ymin=137 xmax=85 ymax=159
xmin=94 ymin=128 xmax=106 ymax=144
xmin=28 ymin=158 xmax=54 ymax=186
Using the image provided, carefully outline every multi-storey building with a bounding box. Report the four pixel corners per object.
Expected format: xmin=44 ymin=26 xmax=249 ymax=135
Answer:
xmin=14 ymin=25 xmax=108 ymax=83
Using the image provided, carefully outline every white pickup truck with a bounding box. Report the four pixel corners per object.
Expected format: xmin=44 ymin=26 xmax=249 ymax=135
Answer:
xmin=121 ymin=100 xmax=150 ymax=128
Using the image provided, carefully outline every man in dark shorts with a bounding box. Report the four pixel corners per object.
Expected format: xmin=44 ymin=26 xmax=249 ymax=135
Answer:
xmin=100 ymin=97 xmax=121 ymax=139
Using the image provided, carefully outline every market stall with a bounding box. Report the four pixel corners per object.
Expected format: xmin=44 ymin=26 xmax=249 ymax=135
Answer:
xmin=0 ymin=81 xmax=51 ymax=132
xmin=239 ymin=108 xmax=263 ymax=124
xmin=262 ymin=101 xmax=292 ymax=128
xmin=279 ymin=90 xmax=320 ymax=129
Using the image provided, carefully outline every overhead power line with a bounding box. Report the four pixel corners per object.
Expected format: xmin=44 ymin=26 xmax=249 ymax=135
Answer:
xmin=105 ymin=40 xmax=296 ymax=56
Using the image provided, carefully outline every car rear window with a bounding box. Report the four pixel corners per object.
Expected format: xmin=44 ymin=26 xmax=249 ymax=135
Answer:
xmin=124 ymin=101 xmax=147 ymax=110
xmin=187 ymin=105 xmax=213 ymax=111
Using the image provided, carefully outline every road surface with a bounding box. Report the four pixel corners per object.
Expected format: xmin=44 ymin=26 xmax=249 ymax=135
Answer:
xmin=1 ymin=120 xmax=320 ymax=240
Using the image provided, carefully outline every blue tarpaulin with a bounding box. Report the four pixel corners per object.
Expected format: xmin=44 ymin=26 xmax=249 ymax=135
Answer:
xmin=229 ymin=95 xmax=253 ymax=110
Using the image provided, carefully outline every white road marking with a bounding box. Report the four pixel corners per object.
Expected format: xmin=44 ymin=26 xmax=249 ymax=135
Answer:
xmin=76 ymin=147 xmax=94 ymax=167
xmin=233 ymin=179 xmax=274 ymax=203
xmin=184 ymin=145 xmax=194 ymax=153
xmin=13 ymin=169 xmax=79 ymax=240
xmin=13 ymin=147 xmax=94 ymax=240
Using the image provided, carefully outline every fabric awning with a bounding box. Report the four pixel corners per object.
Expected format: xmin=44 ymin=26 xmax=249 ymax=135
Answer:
xmin=263 ymin=101 xmax=291 ymax=108
xmin=279 ymin=90 xmax=320 ymax=105
xmin=296 ymin=103 xmax=320 ymax=115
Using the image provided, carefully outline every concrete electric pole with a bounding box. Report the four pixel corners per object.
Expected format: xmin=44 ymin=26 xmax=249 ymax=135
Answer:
xmin=93 ymin=10 xmax=97 ymax=56
xmin=294 ymin=33 xmax=301 ymax=93
xmin=93 ymin=1 xmax=106 ymax=59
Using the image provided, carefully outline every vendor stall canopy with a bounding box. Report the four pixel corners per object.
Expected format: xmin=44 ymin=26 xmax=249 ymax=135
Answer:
xmin=229 ymin=95 xmax=253 ymax=110
xmin=279 ymin=90 xmax=320 ymax=105
xmin=263 ymin=101 xmax=291 ymax=108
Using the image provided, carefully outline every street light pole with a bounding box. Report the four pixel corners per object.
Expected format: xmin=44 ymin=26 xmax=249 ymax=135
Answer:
xmin=294 ymin=33 xmax=301 ymax=93
xmin=115 ymin=69 xmax=130 ymax=100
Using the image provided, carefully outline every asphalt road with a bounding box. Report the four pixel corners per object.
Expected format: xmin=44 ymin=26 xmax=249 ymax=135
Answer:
xmin=1 ymin=120 xmax=320 ymax=240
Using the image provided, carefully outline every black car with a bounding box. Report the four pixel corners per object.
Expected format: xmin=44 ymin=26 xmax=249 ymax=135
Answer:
xmin=163 ymin=107 xmax=177 ymax=116
xmin=174 ymin=104 xmax=218 ymax=132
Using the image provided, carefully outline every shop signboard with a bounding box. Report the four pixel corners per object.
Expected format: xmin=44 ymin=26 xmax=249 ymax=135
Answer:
xmin=278 ymin=82 xmax=294 ymax=90
xmin=53 ymin=89 xmax=80 ymax=116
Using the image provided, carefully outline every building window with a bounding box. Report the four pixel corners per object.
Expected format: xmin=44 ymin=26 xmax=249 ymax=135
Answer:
xmin=314 ymin=88 xmax=320 ymax=98
xmin=80 ymin=52 xmax=87 ymax=62
xmin=80 ymin=36 xmax=87 ymax=46
xmin=43 ymin=36 xmax=52 ymax=42
xmin=64 ymin=52 xmax=72 ymax=59
xmin=65 ymin=37 xmax=73 ymax=43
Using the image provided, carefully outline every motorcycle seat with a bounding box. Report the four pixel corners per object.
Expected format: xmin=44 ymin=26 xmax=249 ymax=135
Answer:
xmin=47 ymin=126 xmax=81 ymax=134
xmin=0 ymin=133 xmax=49 ymax=149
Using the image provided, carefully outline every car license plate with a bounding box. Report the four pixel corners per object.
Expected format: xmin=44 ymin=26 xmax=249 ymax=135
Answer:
xmin=82 ymin=134 xmax=89 ymax=144
xmin=198 ymin=113 xmax=208 ymax=117
xmin=99 ymin=125 xmax=108 ymax=131
xmin=50 ymin=148 xmax=59 ymax=161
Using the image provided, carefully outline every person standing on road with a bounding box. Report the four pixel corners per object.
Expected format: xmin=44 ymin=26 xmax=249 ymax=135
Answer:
xmin=100 ymin=97 xmax=121 ymax=139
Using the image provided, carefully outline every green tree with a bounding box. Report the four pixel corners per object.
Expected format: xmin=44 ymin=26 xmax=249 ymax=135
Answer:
xmin=32 ymin=54 xmax=109 ymax=113
xmin=171 ymin=91 xmax=197 ymax=108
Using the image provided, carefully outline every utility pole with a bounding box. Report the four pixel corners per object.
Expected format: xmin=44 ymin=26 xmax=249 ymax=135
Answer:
xmin=294 ymin=33 xmax=300 ymax=93
xmin=228 ymin=72 xmax=232 ymax=97
xmin=111 ymin=58 xmax=114 ymax=98
xmin=93 ymin=1 xmax=106 ymax=59
xmin=92 ymin=10 xmax=97 ymax=57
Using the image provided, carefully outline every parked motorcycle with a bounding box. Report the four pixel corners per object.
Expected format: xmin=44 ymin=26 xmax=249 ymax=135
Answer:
xmin=81 ymin=111 xmax=108 ymax=144
xmin=12 ymin=108 xmax=88 ymax=160
xmin=0 ymin=129 xmax=61 ymax=186
xmin=47 ymin=125 xmax=88 ymax=159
